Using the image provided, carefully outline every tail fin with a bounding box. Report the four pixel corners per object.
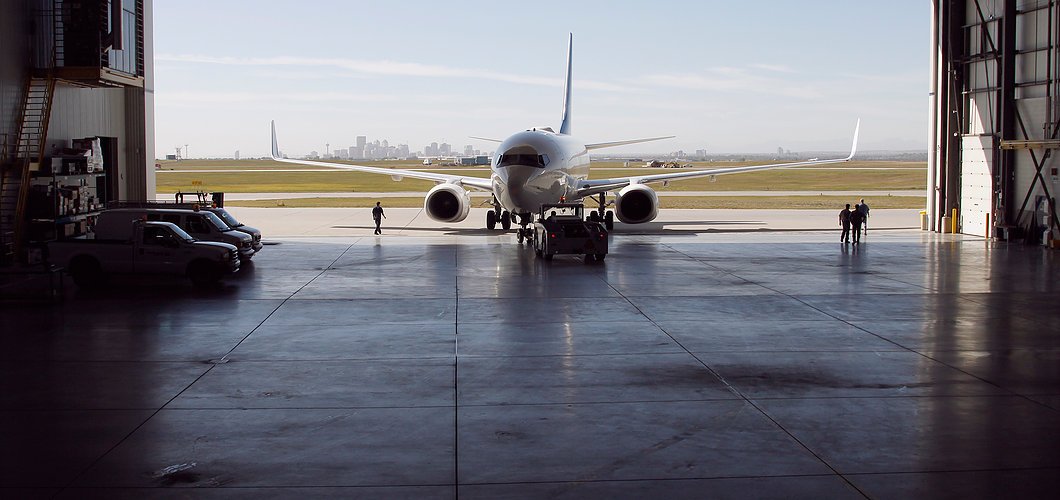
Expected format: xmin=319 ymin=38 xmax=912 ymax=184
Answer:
xmin=559 ymin=33 xmax=573 ymax=136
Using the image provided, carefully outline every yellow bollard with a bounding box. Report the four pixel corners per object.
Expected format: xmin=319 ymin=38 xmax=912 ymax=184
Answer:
xmin=951 ymin=208 xmax=958 ymax=234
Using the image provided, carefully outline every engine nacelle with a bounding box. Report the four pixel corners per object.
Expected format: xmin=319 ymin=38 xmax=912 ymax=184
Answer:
xmin=615 ymin=184 xmax=659 ymax=224
xmin=424 ymin=183 xmax=471 ymax=223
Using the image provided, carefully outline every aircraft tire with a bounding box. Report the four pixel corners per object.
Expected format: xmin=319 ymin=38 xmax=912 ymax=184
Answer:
xmin=501 ymin=211 xmax=512 ymax=230
xmin=486 ymin=210 xmax=496 ymax=230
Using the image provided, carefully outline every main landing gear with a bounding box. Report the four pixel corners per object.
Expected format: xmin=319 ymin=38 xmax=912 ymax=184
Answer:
xmin=485 ymin=200 xmax=513 ymax=231
xmin=486 ymin=197 xmax=522 ymax=233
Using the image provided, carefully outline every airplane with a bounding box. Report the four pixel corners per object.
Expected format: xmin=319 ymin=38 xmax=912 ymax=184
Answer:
xmin=270 ymin=34 xmax=860 ymax=240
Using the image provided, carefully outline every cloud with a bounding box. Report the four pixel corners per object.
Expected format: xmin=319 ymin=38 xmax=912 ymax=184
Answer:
xmin=636 ymin=65 xmax=825 ymax=99
xmin=155 ymin=54 xmax=641 ymax=93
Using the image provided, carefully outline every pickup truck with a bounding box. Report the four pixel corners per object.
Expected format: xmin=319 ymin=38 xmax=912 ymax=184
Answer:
xmin=109 ymin=201 xmax=263 ymax=252
xmin=47 ymin=220 xmax=241 ymax=287
xmin=532 ymin=203 xmax=608 ymax=262
xmin=95 ymin=208 xmax=256 ymax=261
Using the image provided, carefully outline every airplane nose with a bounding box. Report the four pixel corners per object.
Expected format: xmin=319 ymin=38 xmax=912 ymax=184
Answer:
xmin=494 ymin=143 xmax=555 ymax=212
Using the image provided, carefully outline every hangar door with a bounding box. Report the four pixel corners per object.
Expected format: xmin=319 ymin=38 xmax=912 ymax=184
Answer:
xmin=960 ymin=135 xmax=994 ymax=237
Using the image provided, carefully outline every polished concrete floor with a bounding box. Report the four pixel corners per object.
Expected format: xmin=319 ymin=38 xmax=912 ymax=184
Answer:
xmin=2 ymin=225 xmax=1059 ymax=499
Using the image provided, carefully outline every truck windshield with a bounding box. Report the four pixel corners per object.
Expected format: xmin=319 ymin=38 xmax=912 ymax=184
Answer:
xmin=543 ymin=206 xmax=582 ymax=219
xmin=168 ymin=224 xmax=196 ymax=242
xmin=203 ymin=212 xmax=231 ymax=231
xmin=214 ymin=209 xmax=242 ymax=227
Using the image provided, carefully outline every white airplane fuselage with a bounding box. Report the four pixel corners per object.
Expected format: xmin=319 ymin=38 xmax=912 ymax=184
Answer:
xmin=490 ymin=129 xmax=590 ymax=214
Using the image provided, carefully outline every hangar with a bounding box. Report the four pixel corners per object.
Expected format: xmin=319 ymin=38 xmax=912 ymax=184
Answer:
xmin=929 ymin=0 xmax=1060 ymax=242
xmin=1 ymin=1 xmax=1058 ymax=498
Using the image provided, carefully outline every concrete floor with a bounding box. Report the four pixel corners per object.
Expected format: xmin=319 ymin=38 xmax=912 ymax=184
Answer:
xmin=2 ymin=211 xmax=1059 ymax=499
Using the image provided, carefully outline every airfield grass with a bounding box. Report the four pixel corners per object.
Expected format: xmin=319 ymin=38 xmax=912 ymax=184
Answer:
xmin=157 ymin=159 xmax=927 ymax=194
xmin=226 ymin=195 xmax=925 ymax=210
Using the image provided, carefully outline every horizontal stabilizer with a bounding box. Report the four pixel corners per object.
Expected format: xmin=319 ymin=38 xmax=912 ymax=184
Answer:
xmin=585 ymin=136 xmax=675 ymax=150
xmin=469 ymin=136 xmax=503 ymax=143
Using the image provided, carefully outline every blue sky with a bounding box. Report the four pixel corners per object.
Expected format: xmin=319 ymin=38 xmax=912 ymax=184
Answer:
xmin=153 ymin=1 xmax=929 ymax=158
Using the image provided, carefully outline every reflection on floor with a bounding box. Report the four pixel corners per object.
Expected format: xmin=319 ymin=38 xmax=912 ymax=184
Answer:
xmin=2 ymin=230 xmax=1059 ymax=499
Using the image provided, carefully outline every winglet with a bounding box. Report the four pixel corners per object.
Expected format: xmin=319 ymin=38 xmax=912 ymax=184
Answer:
xmin=846 ymin=119 xmax=860 ymax=160
xmin=559 ymin=33 xmax=573 ymax=136
xmin=270 ymin=120 xmax=280 ymax=160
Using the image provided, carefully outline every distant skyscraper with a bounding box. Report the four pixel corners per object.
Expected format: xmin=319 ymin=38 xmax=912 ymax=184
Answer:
xmin=356 ymin=136 xmax=366 ymax=149
xmin=464 ymin=145 xmax=474 ymax=156
xmin=440 ymin=143 xmax=451 ymax=156
xmin=234 ymin=150 xmax=240 ymax=160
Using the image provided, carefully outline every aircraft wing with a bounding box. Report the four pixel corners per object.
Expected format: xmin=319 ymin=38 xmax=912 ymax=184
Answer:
xmin=576 ymin=120 xmax=860 ymax=198
xmin=270 ymin=121 xmax=494 ymax=192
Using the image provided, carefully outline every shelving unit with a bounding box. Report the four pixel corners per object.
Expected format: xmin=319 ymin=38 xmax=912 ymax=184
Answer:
xmin=27 ymin=171 xmax=106 ymax=243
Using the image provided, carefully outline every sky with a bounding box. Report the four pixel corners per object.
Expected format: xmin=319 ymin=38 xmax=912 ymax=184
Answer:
xmin=152 ymin=1 xmax=930 ymax=159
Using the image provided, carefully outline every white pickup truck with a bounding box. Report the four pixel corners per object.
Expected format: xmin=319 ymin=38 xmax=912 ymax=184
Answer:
xmin=47 ymin=220 xmax=240 ymax=287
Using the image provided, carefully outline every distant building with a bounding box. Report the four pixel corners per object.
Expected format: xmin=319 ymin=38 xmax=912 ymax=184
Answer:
xmin=234 ymin=150 xmax=240 ymax=160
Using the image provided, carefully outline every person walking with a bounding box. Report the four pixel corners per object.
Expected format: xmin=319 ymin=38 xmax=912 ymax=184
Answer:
xmin=849 ymin=204 xmax=865 ymax=244
xmin=839 ymin=203 xmax=852 ymax=243
xmin=372 ymin=201 xmax=386 ymax=235
xmin=857 ymin=198 xmax=870 ymax=236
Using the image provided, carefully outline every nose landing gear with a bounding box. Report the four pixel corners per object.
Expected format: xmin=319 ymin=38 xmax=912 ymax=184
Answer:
xmin=515 ymin=212 xmax=533 ymax=244
xmin=588 ymin=194 xmax=615 ymax=230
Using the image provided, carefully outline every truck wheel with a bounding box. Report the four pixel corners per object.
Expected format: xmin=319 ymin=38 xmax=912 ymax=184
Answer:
xmin=594 ymin=253 xmax=606 ymax=262
xmin=188 ymin=260 xmax=221 ymax=287
xmin=69 ymin=256 xmax=103 ymax=287
xmin=605 ymin=211 xmax=614 ymax=231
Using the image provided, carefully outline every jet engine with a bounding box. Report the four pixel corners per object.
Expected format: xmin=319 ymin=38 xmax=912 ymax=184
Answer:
xmin=614 ymin=184 xmax=659 ymax=224
xmin=424 ymin=183 xmax=471 ymax=223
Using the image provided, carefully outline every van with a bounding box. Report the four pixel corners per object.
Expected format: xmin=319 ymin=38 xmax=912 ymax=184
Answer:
xmin=96 ymin=208 xmax=257 ymax=260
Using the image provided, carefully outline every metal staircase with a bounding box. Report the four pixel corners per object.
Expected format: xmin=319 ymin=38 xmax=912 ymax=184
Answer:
xmin=0 ymin=73 xmax=56 ymax=262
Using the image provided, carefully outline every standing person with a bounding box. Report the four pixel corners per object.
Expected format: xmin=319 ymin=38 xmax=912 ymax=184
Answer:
xmin=372 ymin=201 xmax=386 ymax=235
xmin=849 ymin=205 xmax=865 ymax=244
xmin=857 ymin=198 xmax=870 ymax=236
xmin=839 ymin=203 xmax=852 ymax=243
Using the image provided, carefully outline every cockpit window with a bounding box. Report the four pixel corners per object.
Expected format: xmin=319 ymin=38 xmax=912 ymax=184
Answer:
xmin=498 ymin=153 xmax=550 ymax=168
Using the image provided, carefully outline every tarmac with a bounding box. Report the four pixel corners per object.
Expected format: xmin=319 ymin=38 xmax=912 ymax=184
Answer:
xmin=219 ymin=190 xmax=926 ymax=200
xmin=2 ymin=208 xmax=1059 ymax=498
xmin=225 ymin=207 xmax=923 ymax=238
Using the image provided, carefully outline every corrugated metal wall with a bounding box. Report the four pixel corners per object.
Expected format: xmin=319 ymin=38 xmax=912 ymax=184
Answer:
xmin=934 ymin=0 xmax=1058 ymax=238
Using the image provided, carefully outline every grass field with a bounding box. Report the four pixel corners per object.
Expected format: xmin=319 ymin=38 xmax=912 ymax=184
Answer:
xmin=157 ymin=159 xmax=927 ymax=195
xmin=156 ymin=159 xmax=926 ymax=209
xmin=226 ymin=195 xmax=925 ymax=210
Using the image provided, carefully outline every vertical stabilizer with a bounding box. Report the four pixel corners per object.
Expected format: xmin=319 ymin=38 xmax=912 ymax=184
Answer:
xmin=559 ymin=33 xmax=573 ymax=135
xmin=270 ymin=120 xmax=280 ymax=159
